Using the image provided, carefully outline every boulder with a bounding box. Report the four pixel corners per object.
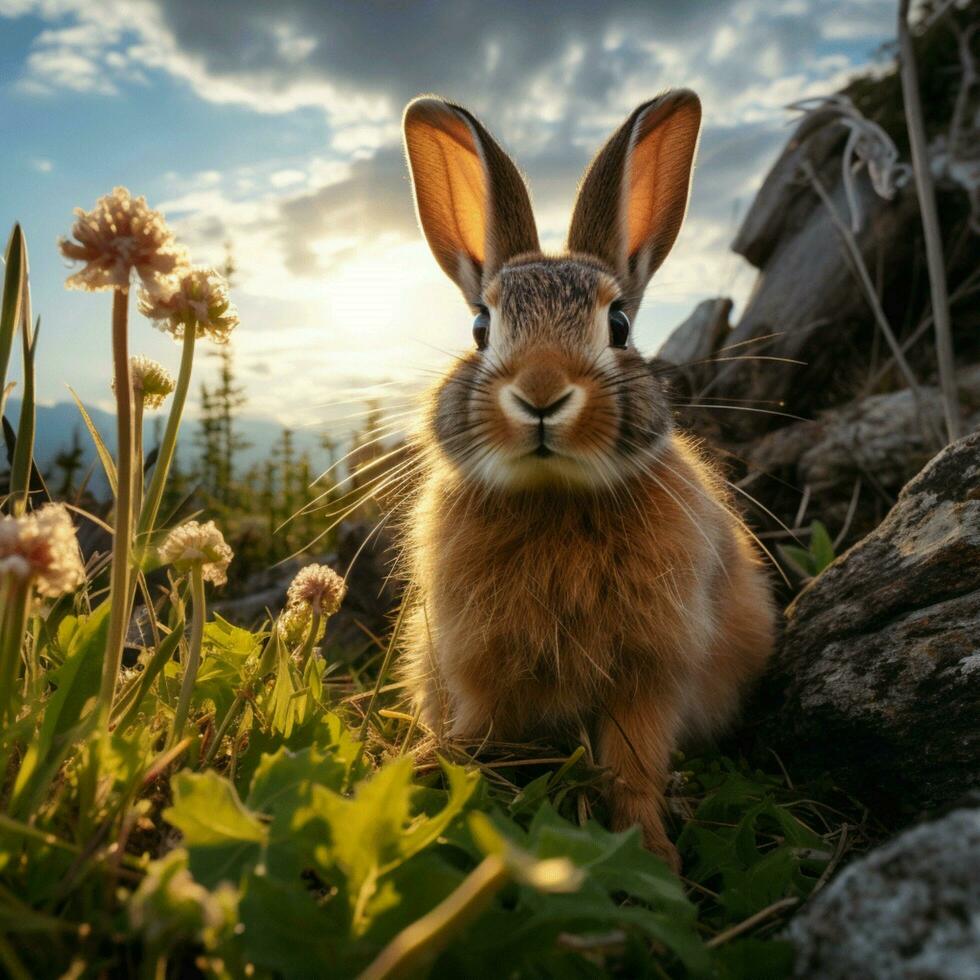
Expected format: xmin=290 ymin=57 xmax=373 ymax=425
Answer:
xmin=762 ymin=430 xmax=980 ymax=813
xmin=655 ymin=297 xmax=732 ymax=371
xmin=790 ymin=799 xmax=980 ymax=979
xmin=746 ymin=364 xmax=980 ymax=495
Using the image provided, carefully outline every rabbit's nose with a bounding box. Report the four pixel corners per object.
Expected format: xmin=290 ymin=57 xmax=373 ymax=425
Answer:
xmin=510 ymin=389 xmax=574 ymax=420
xmin=510 ymin=362 xmax=570 ymax=413
xmin=502 ymin=360 xmax=582 ymax=427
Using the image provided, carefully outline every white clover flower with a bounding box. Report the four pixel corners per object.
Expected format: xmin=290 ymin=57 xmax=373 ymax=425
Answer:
xmin=286 ymin=563 xmax=347 ymax=617
xmin=112 ymin=355 xmax=176 ymax=409
xmin=0 ymin=504 xmax=86 ymax=597
xmin=59 ymin=186 xmax=185 ymax=292
xmin=138 ymin=267 xmax=239 ymax=345
xmin=158 ymin=520 xmax=233 ymax=586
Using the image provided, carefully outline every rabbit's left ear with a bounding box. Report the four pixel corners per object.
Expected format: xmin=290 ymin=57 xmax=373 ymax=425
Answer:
xmin=568 ymin=90 xmax=701 ymax=315
xmin=403 ymin=97 xmax=539 ymax=307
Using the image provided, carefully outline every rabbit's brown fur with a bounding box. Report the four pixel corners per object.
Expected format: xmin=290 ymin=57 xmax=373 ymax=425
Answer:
xmin=399 ymin=92 xmax=776 ymax=868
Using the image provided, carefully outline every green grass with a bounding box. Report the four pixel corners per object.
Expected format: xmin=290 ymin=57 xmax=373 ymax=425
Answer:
xmin=0 ymin=608 xmax=871 ymax=979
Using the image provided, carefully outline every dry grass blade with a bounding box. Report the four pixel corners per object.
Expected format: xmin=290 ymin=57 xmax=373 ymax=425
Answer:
xmin=705 ymin=896 xmax=799 ymax=949
xmin=898 ymin=0 xmax=961 ymax=443
xmin=802 ymin=160 xmax=943 ymax=447
xmin=66 ymin=384 xmax=118 ymax=496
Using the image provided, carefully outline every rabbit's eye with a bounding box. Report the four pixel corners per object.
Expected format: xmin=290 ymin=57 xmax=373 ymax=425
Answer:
xmin=473 ymin=306 xmax=490 ymax=350
xmin=609 ymin=306 xmax=630 ymax=348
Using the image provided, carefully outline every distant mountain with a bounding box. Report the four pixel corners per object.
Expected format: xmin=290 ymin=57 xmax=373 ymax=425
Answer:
xmin=3 ymin=399 xmax=336 ymax=499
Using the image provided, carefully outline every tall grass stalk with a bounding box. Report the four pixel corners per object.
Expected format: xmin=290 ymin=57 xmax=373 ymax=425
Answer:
xmin=898 ymin=0 xmax=960 ymax=442
xmin=0 ymin=225 xmax=26 ymax=421
xmin=169 ymin=563 xmax=206 ymax=747
xmin=99 ymin=289 xmax=135 ymax=729
xmin=0 ymin=576 xmax=31 ymax=723
xmin=133 ymin=387 xmax=145 ymax=519
xmin=9 ymin=315 xmax=37 ymax=515
xmin=138 ymin=327 xmax=196 ymax=539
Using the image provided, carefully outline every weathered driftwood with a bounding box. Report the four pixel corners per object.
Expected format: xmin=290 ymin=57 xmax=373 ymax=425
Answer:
xmin=761 ymin=430 xmax=980 ymax=812
xmin=746 ymin=363 xmax=980 ymax=495
xmin=789 ymin=798 xmax=980 ymax=979
xmin=702 ymin=114 xmax=922 ymax=438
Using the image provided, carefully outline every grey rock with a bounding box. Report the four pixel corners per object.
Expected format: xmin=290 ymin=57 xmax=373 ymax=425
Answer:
xmin=655 ymin=297 xmax=732 ymax=369
xmin=764 ymin=430 xmax=980 ymax=811
xmin=747 ymin=364 xmax=980 ymax=495
xmin=790 ymin=801 xmax=980 ymax=980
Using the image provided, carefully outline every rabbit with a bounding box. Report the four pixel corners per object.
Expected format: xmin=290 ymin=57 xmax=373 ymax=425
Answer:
xmin=398 ymin=90 xmax=776 ymax=870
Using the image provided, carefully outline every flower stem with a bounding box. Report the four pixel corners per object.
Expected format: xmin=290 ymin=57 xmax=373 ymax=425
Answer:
xmin=99 ymin=288 xmax=133 ymax=730
xmin=138 ymin=327 xmax=196 ymax=540
xmin=170 ymin=563 xmax=205 ymax=747
xmin=0 ymin=574 xmax=32 ymax=724
xmin=203 ymin=691 xmax=244 ymax=767
xmin=297 ymin=610 xmax=322 ymax=670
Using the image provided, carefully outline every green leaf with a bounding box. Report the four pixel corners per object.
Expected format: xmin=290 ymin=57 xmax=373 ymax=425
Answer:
xmin=247 ymin=745 xmax=348 ymax=812
xmin=9 ymin=604 xmax=110 ymax=816
xmin=204 ymin=616 xmax=263 ymax=663
xmin=808 ymin=520 xmax=836 ymax=573
xmin=267 ymin=641 xmax=301 ymax=739
xmin=461 ymin=805 xmax=709 ymax=976
xmin=9 ymin=314 xmax=37 ymax=507
xmin=399 ymin=761 xmax=480 ymax=862
xmin=0 ymin=224 xmax=26 ymax=411
xmin=307 ymin=758 xmax=415 ymax=900
xmin=165 ymin=771 xmax=267 ymax=889
xmin=233 ymin=709 xmax=367 ymax=797
xmin=507 ymin=771 xmax=554 ymax=819
xmin=129 ymin=848 xmax=238 ymax=956
xmin=713 ymin=938 xmax=795 ymax=979
xmin=237 ymin=871 xmax=347 ymax=979
xmin=778 ymin=544 xmax=815 ymax=579
xmin=356 ymin=852 xmax=466 ymax=953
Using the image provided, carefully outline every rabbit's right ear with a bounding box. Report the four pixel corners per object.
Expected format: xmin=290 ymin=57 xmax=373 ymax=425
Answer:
xmin=568 ymin=90 xmax=701 ymax=317
xmin=403 ymin=97 xmax=539 ymax=307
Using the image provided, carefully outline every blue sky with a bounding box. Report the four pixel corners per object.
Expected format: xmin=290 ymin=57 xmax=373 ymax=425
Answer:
xmin=0 ymin=0 xmax=896 ymax=433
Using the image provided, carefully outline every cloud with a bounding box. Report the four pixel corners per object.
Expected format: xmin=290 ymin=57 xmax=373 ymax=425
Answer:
xmin=277 ymin=147 xmax=415 ymax=276
xmin=1 ymin=0 xmax=897 ymax=422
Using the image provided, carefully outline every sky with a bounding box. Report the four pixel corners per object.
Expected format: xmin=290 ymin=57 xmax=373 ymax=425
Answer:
xmin=0 ymin=0 xmax=897 ymax=436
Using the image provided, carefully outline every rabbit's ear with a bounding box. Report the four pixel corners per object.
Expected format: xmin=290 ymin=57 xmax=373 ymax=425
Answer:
xmin=403 ymin=97 xmax=539 ymax=306
xmin=568 ymin=90 xmax=701 ymax=313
